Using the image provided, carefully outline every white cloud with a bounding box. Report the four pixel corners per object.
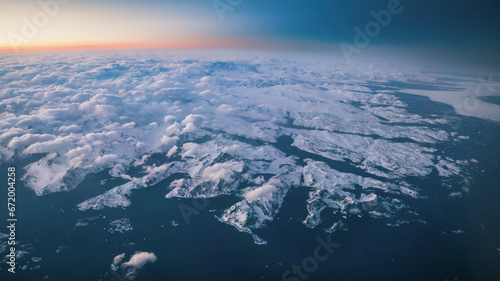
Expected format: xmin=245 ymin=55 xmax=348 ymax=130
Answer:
xmin=163 ymin=115 xmax=176 ymax=123
xmin=202 ymin=161 xmax=244 ymax=183
xmin=93 ymin=154 xmax=120 ymax=167
xmin=66 ymin=145 xmax=93 ymax=168
xmin=24 ymin=135 xmax=76 ymax=155
xmin=121 ymin=252 xmax=157 ymax=270
xmin=165 ymin=122 xmax=180 ymax=136
xmin=181 ymin=114 xmax=203 ymax=126
xmin=180 ymin=143 xmax=199 ymax=159
xmin=113 ymin=253 xmax=126 ymax=265
xmin=166 ymin=145 xmax=178 ymax=157
xmin=180 ymin=122 xmax=196 ymax=134
xmin=58 ymin=124 xmax=80 ymax=133
xmin=122 ymin=122 xmax=136 ymax=129
xmin=244 ymin=184 xmax=277 ymax=202
xmin=112 ymin=252 xmax=157 ymax=281
xmin=161 ymin=135 xmax=179 ymax=146
xmin=7 ymin=134 xmax=55 ymax=149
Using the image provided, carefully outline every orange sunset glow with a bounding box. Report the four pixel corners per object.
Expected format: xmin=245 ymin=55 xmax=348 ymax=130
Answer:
xmin=0 ymin=0 xmax=253 ymax=52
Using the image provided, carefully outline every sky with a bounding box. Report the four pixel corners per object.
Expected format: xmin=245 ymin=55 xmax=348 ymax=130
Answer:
xmin=0 ymin=0 xmax=499 ymax=65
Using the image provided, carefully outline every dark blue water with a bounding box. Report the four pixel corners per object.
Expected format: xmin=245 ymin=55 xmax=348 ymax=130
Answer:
xmin=478 ymin=96 xmax=500 ymax=105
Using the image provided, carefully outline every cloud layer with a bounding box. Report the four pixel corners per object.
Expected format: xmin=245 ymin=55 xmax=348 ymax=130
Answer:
xmin=0 ymin=50 xmax=488 ymax=243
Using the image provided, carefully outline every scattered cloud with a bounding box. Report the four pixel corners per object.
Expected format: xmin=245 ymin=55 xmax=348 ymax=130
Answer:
xmin=112 ymin=252 xmax=157 ymax=281
xmin=244 ymin=184 xmax=277 ymax=202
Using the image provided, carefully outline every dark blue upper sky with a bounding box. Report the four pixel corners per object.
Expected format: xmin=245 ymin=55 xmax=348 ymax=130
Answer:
xmin=104 ymin=0 xmax=499 ymax=47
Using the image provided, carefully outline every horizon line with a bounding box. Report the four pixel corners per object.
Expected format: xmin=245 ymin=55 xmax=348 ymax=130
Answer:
xmin=0 ymin=39 xmax=280 ymax=53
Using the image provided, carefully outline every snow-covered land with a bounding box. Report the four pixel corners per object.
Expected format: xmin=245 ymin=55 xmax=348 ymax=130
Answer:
xmin=0 ymin=51 xmax=493 ymax=244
